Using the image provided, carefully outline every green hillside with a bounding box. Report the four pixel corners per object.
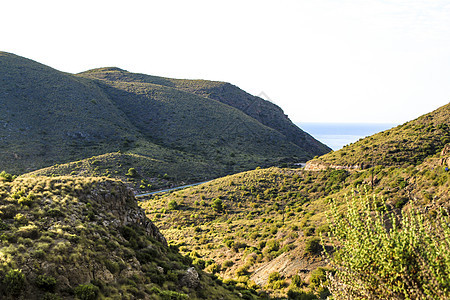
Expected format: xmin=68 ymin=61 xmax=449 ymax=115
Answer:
xmin=0 ymin=52 xmax=329 ymax=183
xmin=139 ymin=105 xmax=450 ymax=298
xmin=0 ymin=175 xmax=259 ymax=299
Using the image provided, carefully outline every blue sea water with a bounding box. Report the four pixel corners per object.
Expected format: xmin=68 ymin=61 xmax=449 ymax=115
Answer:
xmin=297 ymin=123 xmax=398 ymax=151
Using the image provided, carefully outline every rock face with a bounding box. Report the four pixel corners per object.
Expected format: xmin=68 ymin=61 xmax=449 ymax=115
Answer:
xmin=85 ymin=180 xmax=167 ymax=245
xmin=0 ymin=176 xmax=178 ymax=299
xmin=180 ymin=267 xmax=200 ymax=288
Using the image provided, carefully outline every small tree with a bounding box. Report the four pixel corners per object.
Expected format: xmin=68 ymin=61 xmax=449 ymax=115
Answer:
xmin=211 ymin=198 xmax=224 ymax=213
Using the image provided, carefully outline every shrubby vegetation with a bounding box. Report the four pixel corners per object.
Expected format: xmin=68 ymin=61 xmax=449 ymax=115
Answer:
xmin=140 ymin=134 xmax=449 ymax=299
xmin=309 ymin=104 xmax=449 ymax=168
xmin=0 ymin=175 xmax=250 ymax=299
xmin=326 ymin=190 xmax=450 ymax=299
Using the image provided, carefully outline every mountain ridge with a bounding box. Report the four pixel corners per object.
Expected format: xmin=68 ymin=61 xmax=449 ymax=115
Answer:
xmin=0 ymin=51 xmax=330 ymax=182
xmin=79 ymin=67 xmax=330 ymax=155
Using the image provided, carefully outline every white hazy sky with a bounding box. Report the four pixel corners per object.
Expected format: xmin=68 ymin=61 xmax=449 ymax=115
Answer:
xmin=2 ymin=0 xmax=450 ymax=123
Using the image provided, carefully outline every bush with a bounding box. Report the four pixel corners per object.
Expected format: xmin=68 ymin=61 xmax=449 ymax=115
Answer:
xmin=290 ymin=274 xmax=303 ymax=288
xmin=0 ymin=220 xmax=9 ymax=231
xmin=14 ymin=213 xmax=28 ymax=226
xmin=0 ymin=171 xmax=15 ymax=182
xmin=309 ymin=267 xmax=331 ymax=297
xmin=35 ymin=274 xmax=57 ymax=292
xmin=3 ymin=269 xmax=26 ymax=296
xmin=264 ymin=239 xmax=280 ymax=253
xmin=287 ymin=288 xmax=317 ymax=300
xmin=74 ymin=284 xmax=99 ymax=300
xmin=168 ymin=199 xmax=179 ymax=210
xmin=211 ymin=198 xmax=224 ymax=212
xmin=327 ymin=191 xmax=450 ymax=299
xmin=104 ymin=260 xmax=120 ymax=274
xmin=266 ymin=272 xmax=287 ymax=290
xmin=304 ymin=237 xmax=321 ymax=255
xmin=126 ymin=168 xmax=138 ymax=177
xmin=303 ymin=226 xmax=315 ymax=237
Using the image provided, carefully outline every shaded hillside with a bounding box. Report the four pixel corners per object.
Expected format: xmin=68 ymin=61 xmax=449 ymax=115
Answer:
xmin=0 ymin=52 xmax=141 ymax=173
xmin=0 ymin=52 xmax=329 ymax=180
xmin=79 ymin=68 xmax=331 ymax=157
xmin=77 ymin=68 xmax=310 ymax=164
xmin=306 ymin=103 xmax=450 ymax=170
xmin=0 ymin=175 xmax=259 ymax=299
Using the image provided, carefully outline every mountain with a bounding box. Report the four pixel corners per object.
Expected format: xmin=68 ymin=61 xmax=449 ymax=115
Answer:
xmin=138 ymin=104 xmax=450 ymax=298
xmin=78 ymin=68 xmax=330 ymax=155
xmin=0 ymin=175 xmax=257 ymax=299
xmin=0 ymin=52 xmax=330 ymax=183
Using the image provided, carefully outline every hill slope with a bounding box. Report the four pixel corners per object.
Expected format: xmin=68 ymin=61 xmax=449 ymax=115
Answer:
xmin=79 ymin=68 xmax=330 ymax=156
xmin=0 ymin=175 xmax=258 ymax=299
xmin=0 ymin=52 xmax=329 ymax=182
xmin=305 ymin=103 xmax=450 ymax=170
xmin=138 ymin=104 xmax=450 ymax=298
xmin=0 ymin=52 xmax=141 ymax=173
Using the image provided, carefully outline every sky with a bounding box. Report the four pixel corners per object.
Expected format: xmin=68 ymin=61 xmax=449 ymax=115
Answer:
xmin=2 ymin=0 xmax=450 ymax=124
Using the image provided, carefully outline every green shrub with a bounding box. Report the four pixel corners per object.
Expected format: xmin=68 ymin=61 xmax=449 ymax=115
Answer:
xmin=235 ymin=264 xmax=250 ymax=277
xmin=126 ymin=168 xmax=138 ymax=177
xmin=74 ymin=283 xmax=99 ymax=300
xmin=47 ymin=208 xmax=65 ymax=218
xmin=35 ymin=274 xmax=57 ymax=292
xmin=290 ymin=274 xmax=303 ymax=288
xmin=18 ymin=195 xmax=34 ymax=206
xmin=168 ymin=199 xmax=179 ymax=210
xmin=304 ymin=237 xmax=321 ymax=255
xmin=268 ymin=271 xmax=282 ymax=283
xmin=265 ymin=272 xmax=287 ymax=290
xmin=3 ymin=269 xmax=26 ymax=296
xmin=205 ymin=262 xmax=220 ymax=274
xmin=222 ymin=260 xmax=234 ymax=269
xmin=42 ymin=292 xmax=62 ymax=300
xmin=104 ymin=260 xmax=120 ymax=274
xmin=0 ymin=171 xmax=15 ymax=182
xmin=211 ymin=198 xmax=224 ymax=212
xmin=327 ymin=191 xmax=450 ymax=299
xmin=287 ymin=288 xmax=317 ymax=300
xmin=309 ymin=267 xmax=330 ymax=290
xmin=14 ymin=213 xmax=28 ymax=226
xmin=264 ymin=239 xmax=280 ymax=253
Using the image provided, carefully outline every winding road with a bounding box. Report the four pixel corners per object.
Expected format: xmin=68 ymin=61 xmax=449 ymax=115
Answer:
xmin=135 ymin=180 xmax=210 ymax=198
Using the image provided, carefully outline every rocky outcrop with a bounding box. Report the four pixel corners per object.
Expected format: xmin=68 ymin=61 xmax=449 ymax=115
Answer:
xmin=84 ymin=180 xmax=167 ymax=246
xmin=180 ymin=267 xmax=200 ymax=288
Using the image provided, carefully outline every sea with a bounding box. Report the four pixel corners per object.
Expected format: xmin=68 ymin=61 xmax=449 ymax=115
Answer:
xmin=297 ymin=123 xmax=398 ymax=151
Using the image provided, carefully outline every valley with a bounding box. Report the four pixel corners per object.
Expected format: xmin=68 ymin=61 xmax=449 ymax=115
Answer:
xmin=0 ymin=51 xmax=449 ymax=299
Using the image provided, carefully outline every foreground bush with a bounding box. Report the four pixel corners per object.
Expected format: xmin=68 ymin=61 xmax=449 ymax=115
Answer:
xmin=3 ymin=269 xmax=26 ymax=296
xmin=74 ymin=284 xmax=99 ymax=300
xmin=326 ymin=190 xmax=450 ymax=299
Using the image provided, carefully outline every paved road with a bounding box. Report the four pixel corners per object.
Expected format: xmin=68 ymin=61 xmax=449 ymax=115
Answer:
xmin=135 ymin=180 xmax=210 ymax=198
